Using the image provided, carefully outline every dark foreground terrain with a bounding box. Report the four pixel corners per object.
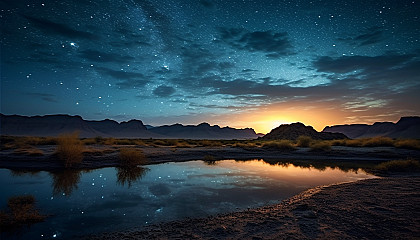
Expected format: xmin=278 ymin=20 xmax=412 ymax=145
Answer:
xmin=85 ymin=176 xmax=420 ymax=240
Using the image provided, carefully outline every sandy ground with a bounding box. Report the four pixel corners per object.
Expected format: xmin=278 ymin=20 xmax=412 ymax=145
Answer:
xmin=83 ymin=176 xmax=420 ymax=240
xmin=1 ymin=145 xmax=420 ymax=170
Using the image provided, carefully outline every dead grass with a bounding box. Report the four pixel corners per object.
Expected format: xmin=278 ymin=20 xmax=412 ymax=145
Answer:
xmin=362 ymin=137 xmax=394 ymax=147
xmin=310 ymin=141 xmax=332 ymax=151
xmin=296 ymin=136 xmax=313 ymax=147
xmin=262 ymin=140 xmax=296 ymax=150
xmin=0 ymin=195 xmax=46 ymax=232
xmin=13 ymin=146 xmax=44 ymax=156
xmin=119 ymin=148 xmax=148 ymax=167
xmin=375 ymin=159 xmax=420 ymax=173
xmin=393 ymin=139 xmax=420 ymax=150
xmin=56 ymin=132 xmax=85 ymax=167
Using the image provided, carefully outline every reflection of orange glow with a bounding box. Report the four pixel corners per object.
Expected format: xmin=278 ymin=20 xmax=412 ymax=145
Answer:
xmin=217 ymin=160 xmax=376 ymax=186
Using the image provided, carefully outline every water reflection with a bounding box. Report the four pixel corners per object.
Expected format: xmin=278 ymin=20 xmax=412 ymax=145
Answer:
xmin=116 ymin=166 xmax=148 ymax=187
xmin=50 ymin=169 xmax=82 ymax=196
xmin=0 ymin=160 xmax=377 ymax=239
xmin=247 ymin=159 xmax=380 ymax=173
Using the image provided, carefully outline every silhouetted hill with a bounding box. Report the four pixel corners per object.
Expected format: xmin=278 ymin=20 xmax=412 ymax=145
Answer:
xmin=322 ymin=116 xmax=420 ymax=139
xmin=262 ymin=122 xmax=348 ymax=140
xmin=0 ymin=114 xmax=259 ymax=139
xmin=149 ymin=122 xmax=258 ymax=139
xmin=0 ymin=114 xmax=161 ymax=138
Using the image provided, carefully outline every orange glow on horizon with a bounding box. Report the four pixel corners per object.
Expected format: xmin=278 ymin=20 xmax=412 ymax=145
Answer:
xmin=204 ymin=100 xmax=405 ymax=134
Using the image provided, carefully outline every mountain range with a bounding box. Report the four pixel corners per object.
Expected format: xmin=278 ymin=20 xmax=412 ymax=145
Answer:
xmin=262 ymin=122 xmax=348 ymax=140
xmin=322 ymin=116 xmax=420 ymax=139
xmin=0 ymin=114 xmax=259 ymax=139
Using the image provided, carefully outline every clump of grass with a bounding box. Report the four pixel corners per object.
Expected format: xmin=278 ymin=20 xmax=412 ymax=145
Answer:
xmin=56 ymin=132 xmax=85 ymax=167
xmin=262 ymin=140 xmax=296 ymax=150
xmin=197 ymin=140 xmax=224 ymax=147
xmin=362 ymin=137 xmax=394 ymax=147
xmin=394 ymin=139 xmax=420 ymax=150
xmin=296 ymin=136 xmax=313 ymax=147
xmin=0 ymin=195 xmax=46 ymax=232
xmin=375 ymin=159 xmax=420 ymax=173
xmin=13 ymin=146 xmax=44 ymax=156
xmin=310 ymin=141 xmax=332 ymax=151
xmin=119 ymin=148 xmax=148 ymax=167
xmin=233 ymin=142 xmax=257 ymax=149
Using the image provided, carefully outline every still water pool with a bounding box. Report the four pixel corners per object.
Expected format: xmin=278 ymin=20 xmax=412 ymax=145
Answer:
xmin=0 ymin=159 xmax=375 ymax=239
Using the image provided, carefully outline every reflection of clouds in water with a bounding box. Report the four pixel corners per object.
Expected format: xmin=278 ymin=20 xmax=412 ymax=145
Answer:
xmin=116 ymin=167 xmax=148 ymax=187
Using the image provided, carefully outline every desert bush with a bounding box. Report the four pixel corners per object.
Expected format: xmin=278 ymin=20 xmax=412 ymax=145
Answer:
xmin=262 ymin=140 xmax=296 ymax=150
xmin=82 ymin=138 xmax=97 ymax=145
xmin=296 ymin=136 xmax=313 ymax=147
xmin=310 ymin=141 xmax=332 ymax=151
xmin=104 ymin=138 xmax=116 ymax=145
xmin=119 ymin=148 xmax=148 ymax=167
xmin=394 ymin=139 xmax=420 ymax=150
xmin=0 ymin=195 xmax=46 ymax=231
xmin=56 ymin=132 xmax=84 ymax=167
xmin=330 ymin=139 xmax=346 ymax=146
xmin=375 ymin=159 xmax=420 ymax=173
xmin=234 ymin=142 xmax=257 ymax=149
xmin=198 ymin=140 xmax=223 ymax=147
xmin=362 ymin=137 xmax=394 ymax=147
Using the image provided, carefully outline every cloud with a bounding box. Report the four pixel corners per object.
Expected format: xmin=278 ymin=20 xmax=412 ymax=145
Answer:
xmin=219 ymin=28 xmax=294 ymax=58
xmin=23 ymin=15 xmax=98 ymax=40
xmin=95 ymin=67 xmax=149 ymax=89
xmin=338 ymin=26 xmax=384 ymax=46
xmin=199 ymin=0 xmax=215 ymax=8
xmin=79 ymin=50 xmax=135 ymax=63
xmin=26 ymin=92 xmax=58 ymax=103
xmin=153 ymin=85 xmax=176 ymax=97
xmin=313 ymin=53 xmax=415 ymax=73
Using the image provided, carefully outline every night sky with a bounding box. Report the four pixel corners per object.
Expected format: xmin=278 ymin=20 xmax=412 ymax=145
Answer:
xmin=1 ymin=0 xmax=419 ymax=133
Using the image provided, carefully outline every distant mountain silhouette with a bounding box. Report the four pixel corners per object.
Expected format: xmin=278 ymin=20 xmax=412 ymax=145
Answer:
xmin=323 ymin=116 xmax=420 ymax=139
xmin=262 ymin=122 xmax=348 ymax=140
xmin=0 ymin=114 xmax=259 ymax=139
xmin=149 ymin=122 xmax=258 ymax=139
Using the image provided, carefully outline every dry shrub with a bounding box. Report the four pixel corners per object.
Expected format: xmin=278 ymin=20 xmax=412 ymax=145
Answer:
xmin=13 ymin=146 xmax=44 ymax=156
xmin=234 ymin=142 xmax=257 ymax=149
xmin=262 ymin=140 xmax=296 ymax=150
xmin=119 ymin=148 xmax=148 ymax=167
xmin=0 ymin=195 xmax=46 ymax=231
xmin=198 ymin=140 xmax=223 ymax=147
xmin=296 ymin=136 xmax=313 ymax=147
xmin=310 ymin=141 xmax=332 ymax=151
xmin=330 ymin=139 xmax=346 ymax=146
xmin=56 ymin=132 xmax=84 ymax=167
xmin=375 ymin=159 xmax=420 ymax=172
xmin=394 ymin=139 xmax=420 ymax=150
xmin=362 ymin=137 xmax=394 ymax=147
xmin=104 ymin=138 xmax=116 ymax=145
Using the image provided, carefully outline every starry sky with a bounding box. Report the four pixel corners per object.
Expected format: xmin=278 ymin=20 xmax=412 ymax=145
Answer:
xmin=1 ymin=0 xmax=419 ymax=133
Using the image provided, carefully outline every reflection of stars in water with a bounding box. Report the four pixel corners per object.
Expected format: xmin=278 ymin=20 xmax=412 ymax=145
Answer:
xmin=70 ymin=42 xmax=79 ymax=49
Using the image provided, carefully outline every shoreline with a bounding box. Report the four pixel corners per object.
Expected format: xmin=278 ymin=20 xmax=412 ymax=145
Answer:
xmin=83 ymin=175 xmax=420 ymax=239
xmin=1 ymin=145 xmax=420 ymax=171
